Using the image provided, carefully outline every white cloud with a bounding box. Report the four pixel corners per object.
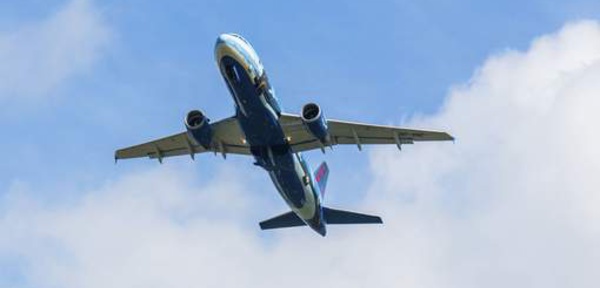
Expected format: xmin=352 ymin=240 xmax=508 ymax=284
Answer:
xmin=0 ymin=0 xmax=110 ymax=102
xmin=0 ymin=166 xmax=262 ymax=287
xmin=369 ymin=20 xmax=600 ymax=287
xmin=2 ymin=20 xmax=600 ymax=288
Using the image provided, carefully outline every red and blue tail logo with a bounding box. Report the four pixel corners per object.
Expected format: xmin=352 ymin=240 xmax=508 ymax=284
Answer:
xmin=314 ymin=162 xmax=329 ymax=197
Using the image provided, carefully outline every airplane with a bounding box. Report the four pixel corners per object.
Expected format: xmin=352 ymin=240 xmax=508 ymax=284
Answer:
xmin=115 ymin=33 xmax=454 ymax=236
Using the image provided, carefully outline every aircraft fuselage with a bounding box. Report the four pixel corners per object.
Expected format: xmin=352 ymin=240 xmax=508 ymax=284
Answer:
xmin=215 ymin=34 xmax=327 ymax=236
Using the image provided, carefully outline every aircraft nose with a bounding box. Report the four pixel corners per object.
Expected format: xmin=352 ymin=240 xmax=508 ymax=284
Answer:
xmin=214 ymin=34 xmax=234 ymax=65
xmin=215 ymin=34 xmax=230 ymax=50
xmin=215 ymin=33 xmax=245 ymax=49
xmin=214 ymin=33 xmax=242 ymax=63
xmin=214 ymin=33 xmax=264 ymax=79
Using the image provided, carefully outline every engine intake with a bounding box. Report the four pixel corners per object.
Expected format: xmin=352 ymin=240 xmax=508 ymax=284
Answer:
xmin=301 ymin=103 xmax=329 ymax=143
xmin=185 ymin=110 xmax=213 ymax=148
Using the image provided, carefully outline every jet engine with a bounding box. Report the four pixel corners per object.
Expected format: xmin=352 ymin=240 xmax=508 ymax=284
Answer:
xmin=301 ymin=103 xmax=329 ymax=143
xmin=185 ymin=110 xmax=213 ymax=149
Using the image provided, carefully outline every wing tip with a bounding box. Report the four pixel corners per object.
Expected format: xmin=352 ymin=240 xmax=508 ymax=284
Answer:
xmin=446 ymin=133 xmax=456 ymax=142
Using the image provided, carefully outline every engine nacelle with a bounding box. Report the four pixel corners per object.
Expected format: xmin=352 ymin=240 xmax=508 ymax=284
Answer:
xmin=301 ymin=103 xmax=329 ymax=143
xmin=185 ymin=110 xmax=213 ymax=148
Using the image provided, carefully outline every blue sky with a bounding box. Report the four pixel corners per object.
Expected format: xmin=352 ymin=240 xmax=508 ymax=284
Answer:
xmin=2 ymin=0 xmax=598 ymax=198
xmin=2 ymin=1 xmax=600 ymax=287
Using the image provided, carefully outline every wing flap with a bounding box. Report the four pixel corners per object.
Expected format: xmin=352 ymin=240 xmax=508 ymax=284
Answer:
xmin=327 ymin=120 xmax=453 ymax=142
xmin=115 ymin=116 xmax=251 ymax=161
xmin=115 ymin=132 xmax=200 ymax=160
xmin=279 ymin=113 xmax=453 ymax=153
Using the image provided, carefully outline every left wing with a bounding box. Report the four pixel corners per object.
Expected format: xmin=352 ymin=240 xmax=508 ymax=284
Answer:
xmin=115 ymin=116 xmax=250 ymax=162
xmin=279 ymin=113 xmax=453 ymax=152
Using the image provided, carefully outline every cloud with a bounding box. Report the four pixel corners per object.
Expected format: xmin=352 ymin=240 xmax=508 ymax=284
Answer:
xmin=2 ymin=20 xmax=600 ymax=288
xmin=0 ymin=165 xmax=262 ymax=287
xmin=369 ymin=20 xmax=600 ymax=287
xmin=0 ymin=0 xmax=110 ymax=103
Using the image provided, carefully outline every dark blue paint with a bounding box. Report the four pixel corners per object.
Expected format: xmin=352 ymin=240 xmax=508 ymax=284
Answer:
xmin=217 ymin=48 xmax=326 ymax=235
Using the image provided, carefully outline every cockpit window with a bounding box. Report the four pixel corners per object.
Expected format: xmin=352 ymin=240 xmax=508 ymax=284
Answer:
xmin=225 ymin=65 xmax=241 ymax=83
xmin=232 ymin=65 xmax=241 ymax=82
xmin=230 ymin=33 xmax=250 ymax=45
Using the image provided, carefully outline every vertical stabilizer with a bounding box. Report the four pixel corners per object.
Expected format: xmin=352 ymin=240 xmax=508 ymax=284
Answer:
xmin=314 ymin=161 xmax=329 ymax=197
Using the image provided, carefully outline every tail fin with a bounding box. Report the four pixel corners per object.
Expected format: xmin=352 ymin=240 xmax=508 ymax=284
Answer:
xmin=323 ymin=207 xmax=383 ymax=225
xmin=314 ymin=161 xmax=329 ymax=197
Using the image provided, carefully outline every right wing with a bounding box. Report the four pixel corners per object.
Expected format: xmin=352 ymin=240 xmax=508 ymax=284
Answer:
xmin=279 ymin=113 xmax=453 ymax=152
xmin=115 ymin=116 xmax=250 ymax=162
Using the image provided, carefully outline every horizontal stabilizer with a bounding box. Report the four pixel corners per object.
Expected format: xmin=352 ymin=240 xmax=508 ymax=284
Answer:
xmin=259 ymin=211 xmax=306 ymax=230
xmin=323 ymin=207 xmax=383 ymax=225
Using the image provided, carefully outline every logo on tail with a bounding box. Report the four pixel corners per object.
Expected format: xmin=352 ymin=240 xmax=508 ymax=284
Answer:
xmin=314 ymin=161 xmax=329 ymax=197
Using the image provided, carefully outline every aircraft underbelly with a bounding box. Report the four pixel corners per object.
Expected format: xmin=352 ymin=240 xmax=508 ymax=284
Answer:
xmin=220 ymin=56 xmax=284 ymax=146
xmin=268 ymin=156 xmax=317 ymax=220
xmin=221 ymin=54 xmax=322 ymax=231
